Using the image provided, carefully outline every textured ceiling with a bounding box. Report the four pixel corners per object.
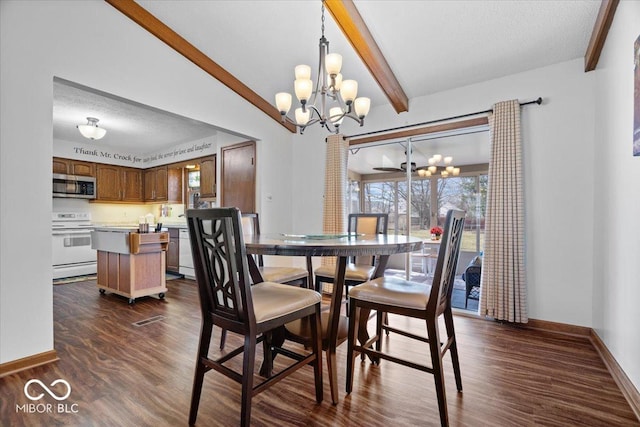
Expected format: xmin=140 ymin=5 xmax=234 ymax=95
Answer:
xmin=53 ymin=0 xmax=600 ymax=171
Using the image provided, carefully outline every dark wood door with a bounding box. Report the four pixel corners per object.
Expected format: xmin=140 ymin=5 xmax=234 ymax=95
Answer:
xmin=199 ymin=155 xmax=216 ymax=199
xmin=96 ymin=164 xmax=122 ymax=201
xmin=222 ymin=141 xmax=255 ymax=213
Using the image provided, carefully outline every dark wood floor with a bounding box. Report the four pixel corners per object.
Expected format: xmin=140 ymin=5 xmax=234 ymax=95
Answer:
xmin=1 ymin=278 xmax=638 ymax=426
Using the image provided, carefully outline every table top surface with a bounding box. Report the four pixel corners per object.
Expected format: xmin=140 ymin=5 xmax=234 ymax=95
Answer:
xmin=245 ymin=233 xmax=423 ymax=257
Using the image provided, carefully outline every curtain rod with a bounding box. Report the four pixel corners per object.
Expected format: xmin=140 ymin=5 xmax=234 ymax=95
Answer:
xmin=346 ymin=97 xmax=542 ymax=139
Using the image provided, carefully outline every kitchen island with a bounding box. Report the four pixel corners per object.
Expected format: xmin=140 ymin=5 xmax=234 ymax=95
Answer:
xmin=91 ymin=226 xmax=169 ymax=303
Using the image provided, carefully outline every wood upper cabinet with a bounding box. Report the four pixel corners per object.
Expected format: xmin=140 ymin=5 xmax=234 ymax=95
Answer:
xmin=199 ymin=155 xmax=216 ymax=199
xmin=121 ymin=167 xmax=143 ymax=202
xmin=52 ymin=157 xmax=95 ymax=177
xmin=144 ymin=166 xmax=182 ymax=203
xmin=144 ymin=167 xmax=166 ymax=201
xmin=96 ymin=164 xmax=143 ymax=202
xmin=96 ymin=164 xmax=122 ymax=201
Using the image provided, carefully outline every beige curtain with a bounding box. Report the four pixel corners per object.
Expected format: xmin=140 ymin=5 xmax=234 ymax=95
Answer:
xmin=320 ymin=134 xmax=349 ymax=292
xmin=480 ymin=100 xmax=527 ymax=323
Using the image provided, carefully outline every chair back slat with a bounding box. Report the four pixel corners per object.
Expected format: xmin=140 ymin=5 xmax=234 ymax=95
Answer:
xmin=348 ymin=213 xmax=389 ymax=266
xmin=428 ymin=210 xmax=465 ymax=314
xmin=187 ymin=208 xmax=255 ymax=328
xmin=240 ymin=212 xmax=263 ymax=267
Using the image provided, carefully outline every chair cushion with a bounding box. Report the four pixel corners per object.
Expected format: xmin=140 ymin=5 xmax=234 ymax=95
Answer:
xmin=260 ymin=266 xmax=308 ymax=283
xmin=315 ymin=263 xmax=375 ymax=282
xmin=251 ymin=282 xmax=321 ymax=324
xmin=349 ymin=276 xmax=431 ymax=310
xmin=285 ymin=311 xmax=348 ymax=348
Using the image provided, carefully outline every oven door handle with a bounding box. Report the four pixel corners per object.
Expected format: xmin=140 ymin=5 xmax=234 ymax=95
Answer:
xmin=52 ymin=229 xmax=94 ymax=235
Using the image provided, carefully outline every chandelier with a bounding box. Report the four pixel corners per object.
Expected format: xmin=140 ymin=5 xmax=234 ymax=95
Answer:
xmin=417 ymin=155 xmax=460 ymax=178
xmin=77 ymin=117 xmax=107 ymax=140
xmin=275 ymin=1 xmax=370 ymax=134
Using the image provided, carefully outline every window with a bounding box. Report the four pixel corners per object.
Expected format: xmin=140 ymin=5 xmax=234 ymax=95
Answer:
xmin=436 ymin=175 xmax=487 ymax=252
xmin=362 ymin=173 xmax=487 ymax=252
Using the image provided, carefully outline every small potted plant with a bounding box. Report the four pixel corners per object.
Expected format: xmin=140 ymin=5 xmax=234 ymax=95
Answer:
xmin=430 ymin=226 xmax=443 ymax=240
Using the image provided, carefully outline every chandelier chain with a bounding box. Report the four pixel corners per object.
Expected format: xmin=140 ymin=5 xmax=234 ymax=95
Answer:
xmin=321 ymin=1 xmax=325 ymax=38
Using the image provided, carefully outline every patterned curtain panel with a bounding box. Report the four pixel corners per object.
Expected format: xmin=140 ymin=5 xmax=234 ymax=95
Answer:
xmin=320 ymin=134 xmax=349 ymax=292
xmin=480 ymin=100 xmax=528 ymax=323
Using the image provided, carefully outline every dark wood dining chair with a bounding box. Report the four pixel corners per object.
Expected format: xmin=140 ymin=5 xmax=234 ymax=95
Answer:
xmin=218 ymin=212 xmax=313 ymax=349
xmin=346 ymin=209 xmax=466 ymax=427
xmin=186 ymin=207 xmax=323 ymax=427
xmin=313 ymin=213 xmax=388 ymax=305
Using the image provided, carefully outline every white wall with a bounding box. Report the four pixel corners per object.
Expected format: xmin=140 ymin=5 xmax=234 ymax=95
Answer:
xmin=294 ymin=58 xmax=597 ymax=327
xmin=0 ymin=0 xmax=295 ymax=364
xmin=592 ymin=0 xmax=640 ymax=391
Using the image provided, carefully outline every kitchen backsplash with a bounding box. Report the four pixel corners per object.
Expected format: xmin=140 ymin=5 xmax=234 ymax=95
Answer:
xmin=52 ymin=198 xmax=185 ymax=224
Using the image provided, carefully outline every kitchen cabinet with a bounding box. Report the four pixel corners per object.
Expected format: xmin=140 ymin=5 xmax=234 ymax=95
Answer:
xmin=96 ymin=164 xmax=143 ymax=202
xmin=144 ymin=166 xmax=167 ymax=201
xmin=53 ymin=157 xmax=95 ymax=177
xmin=199 ymin=155 xmax=216 ymax=199
xmin=144 ymin=166 xmax=182 ymax=203
xmin=166 ymin=228 xmax=180 ymax=273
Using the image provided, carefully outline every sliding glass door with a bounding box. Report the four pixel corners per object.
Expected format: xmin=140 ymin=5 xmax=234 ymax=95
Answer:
xmin=347 ymin=128 xmax=490 ymax=310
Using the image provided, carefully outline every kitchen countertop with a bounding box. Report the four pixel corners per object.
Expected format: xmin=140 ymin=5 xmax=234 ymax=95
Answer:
xmin=93 ymin=225 xmax=170 ymax=232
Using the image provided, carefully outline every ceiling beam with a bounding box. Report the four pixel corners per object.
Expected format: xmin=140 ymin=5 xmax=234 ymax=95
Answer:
xmin=584 ymin=0 xmax=619 ymax=72
xmin=105 ymin=0 xmax=296 ymax=133
xmin=349 ymin=117 xmax=488 ymax=146
xmin=325 ymin=0 xmax=409 ymax=114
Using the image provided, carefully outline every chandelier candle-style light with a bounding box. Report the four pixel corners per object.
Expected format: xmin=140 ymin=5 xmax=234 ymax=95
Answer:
xmin=77 ymin=117 xmax=107 ymax=140
xmin=417 ymin=154 xmax=460 ymax=177
xmin=275 ymin=1 xmax=370 ymax=134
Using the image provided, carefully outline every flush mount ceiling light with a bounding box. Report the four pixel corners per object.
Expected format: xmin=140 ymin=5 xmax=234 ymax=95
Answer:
xmin=77 ymin=117 xmax=107 ymax=140
xmin=274 ymin=0 xmax=370 ymax=134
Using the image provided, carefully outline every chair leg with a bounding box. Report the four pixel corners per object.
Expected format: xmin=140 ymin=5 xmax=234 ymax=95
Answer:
xmin=345 ymin=303 xmax=360 ymax=394
xmin=240 ymin=334 xmax=256 ymax=427
xmin=262 ymin=332 xmax=273 ymax=378
xmin=311 ymin=307 xmax=323 ymax=403
xmin=444 ymin=309 xmax=463 ymax=391
xmin=326 ymin=347 xmax=339 ymax=404
xmin=189 ymin=322 xmax=213 ymax=425
xmin=427 ymin=318 xmax=449 ymax=427
xmin=219 ymin=329 xmax=227 ymax=350
xmin=375 ymin=311 xmax=383 ymax=355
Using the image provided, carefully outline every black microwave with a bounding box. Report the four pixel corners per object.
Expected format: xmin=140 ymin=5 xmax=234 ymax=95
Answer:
xmin=53 ymin=173 xmax=96 ymax=199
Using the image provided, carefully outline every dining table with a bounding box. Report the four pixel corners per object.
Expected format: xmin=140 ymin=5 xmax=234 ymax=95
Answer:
xmin=244 ymin=232 xmax=423 ymax=403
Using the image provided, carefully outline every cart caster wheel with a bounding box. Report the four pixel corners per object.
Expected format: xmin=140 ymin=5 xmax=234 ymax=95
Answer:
xmin=99 ymin=289 xmax=106 ymax=294
xmin=128 ymin=298 xmax=135 ymax=304
xmin=158 ymin=293 xmax=165 ymax=299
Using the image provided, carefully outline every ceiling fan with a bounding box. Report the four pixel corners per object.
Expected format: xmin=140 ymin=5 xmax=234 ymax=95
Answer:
xmin=372 ymin=154 xmax=460 ymax=177
xmin=372 ymin=161 xmax=426 ymax=173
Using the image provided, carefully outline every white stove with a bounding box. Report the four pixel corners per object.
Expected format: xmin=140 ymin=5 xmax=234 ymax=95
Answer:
xmin=52 ymin=212 xmax=97 ymax=279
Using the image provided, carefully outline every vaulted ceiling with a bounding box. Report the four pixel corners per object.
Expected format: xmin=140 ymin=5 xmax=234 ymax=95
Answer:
xmin=54 ymin=0 xmax=615 ymax=172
